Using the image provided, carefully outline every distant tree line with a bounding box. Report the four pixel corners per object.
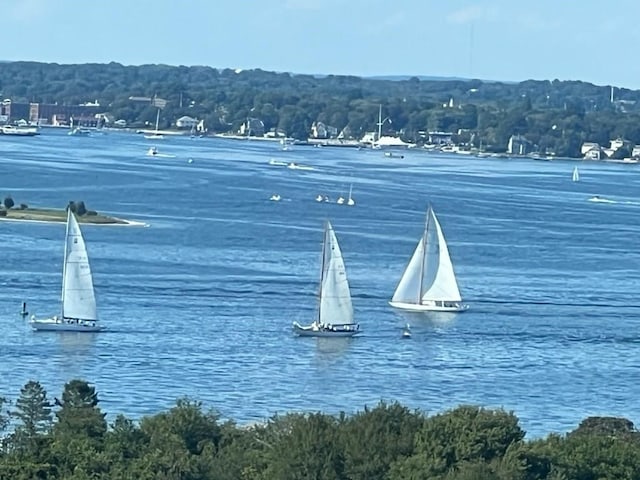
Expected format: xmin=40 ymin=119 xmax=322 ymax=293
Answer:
xmin=1 ymin=378 xmax=639 ymax=479
xmin=2 ymin=61 xmax=640 ymax=156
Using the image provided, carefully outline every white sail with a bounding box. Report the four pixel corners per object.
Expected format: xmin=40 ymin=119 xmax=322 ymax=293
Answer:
xmin=421 ymin=208 xmax=462 ymax=303
xmin=391 ymin=236 xmax=425 ymax=304
xmin=318 ymin=221 xmax=354 ymax=325
xmin=572 ymin=166 xmax=580 ymax=182
xmin=61 ymin=210 xmax=98 ymax=321
xmin=391 ymin=206 xmax=463 ymax=309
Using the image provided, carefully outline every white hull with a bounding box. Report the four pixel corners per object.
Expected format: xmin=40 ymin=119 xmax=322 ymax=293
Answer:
xmin=30 ymin=317 xmax=105 ymax=332
xmin=389 ymin=301 xmax=468 ymax=312
xmin=144 ymin=134 xmax=164 ymax=140
xmin=292 ymin=321 xmax=360 ymax=338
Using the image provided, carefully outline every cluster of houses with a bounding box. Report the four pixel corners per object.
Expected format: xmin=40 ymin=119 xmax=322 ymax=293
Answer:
xmin=507 ymin=134 xmax=640 ymax=161
xmin=580 ymin=139 xmax=640 ymax=161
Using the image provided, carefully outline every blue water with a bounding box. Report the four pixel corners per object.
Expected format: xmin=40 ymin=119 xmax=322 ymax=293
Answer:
xmin=2 ymin=130 xmax=640 ymax=437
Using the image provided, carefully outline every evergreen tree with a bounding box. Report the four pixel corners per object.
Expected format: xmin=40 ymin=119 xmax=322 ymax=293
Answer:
xmin=14 ymin=381 xmax=52 ymax=438
xmin=53 ymin=379 xmax=107 ymax=440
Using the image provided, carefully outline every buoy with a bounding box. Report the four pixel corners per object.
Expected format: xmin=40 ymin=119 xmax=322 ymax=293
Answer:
xmin=188 ymin=158 xmax=193 ymax=164
xmin=20 ymin=301 xmax=28 ymax=316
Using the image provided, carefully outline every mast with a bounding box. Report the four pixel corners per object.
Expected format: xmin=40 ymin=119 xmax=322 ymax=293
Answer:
xmin=376 ymin=104 xmax=382 ymax=142
xmin=317 ymin=222 xmax=328 ymax=324
xmin=154 ymin=108 xmax=160 ymax=133
xmin=60 ymin=209 xmax=72 ymax=317
xmin=417 ymin=207 xmax=431 ymax=303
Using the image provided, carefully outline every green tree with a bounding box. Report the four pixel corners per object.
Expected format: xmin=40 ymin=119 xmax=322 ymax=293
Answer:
xmin=75 ymin=200 xmax=87 ymax=216
xmin=340 ymin=401 xmax=423 ymax=480
xmin=261 ymin=412 xmax=344 ymax=480
xmin=3 ymin=196 xmax=14 ymax=209
xmin=389 ymin=406 xmax=525 ymax=479
xmin=11 ymin=381 xmax=52 ymax=451
xmin=53 ymin=379 xmax=107 ymax=441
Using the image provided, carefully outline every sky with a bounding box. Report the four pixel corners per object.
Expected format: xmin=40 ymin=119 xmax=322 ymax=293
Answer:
xmin=3 ymin=0 xmax=640 ymax=90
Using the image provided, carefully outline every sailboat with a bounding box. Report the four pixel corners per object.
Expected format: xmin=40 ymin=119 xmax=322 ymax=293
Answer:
xmin=68 ymin=117 xmax=91 ymax=136
xmin=144 ymin=108 xmax=164 ymax=140
xmin=292 ymin=221 xmax=360 ymax=337
xmin=389 ymin=206 xmax=468 ymax=312
xmin=337 ymin=184 xmax=355 ymax=206
xmin=30 ymin=209 xmax=104 ymax=332
xmin=572 ymin=166 xmax=580 ymax=182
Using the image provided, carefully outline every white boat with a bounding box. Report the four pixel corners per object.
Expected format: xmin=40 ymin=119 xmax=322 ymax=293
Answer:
xmin=572 ymin=166 xmax=580 ymax=182
xmin=269 ymin=159 xmax=288 ymax=166
xmin=1 ymin=125 xmax=39 ymax=136
xmin=588 ymin=195 xmax=615 ymax=204
xmin=401 ymin=323 xmax=412 ymax=339
xmin=389 ymin=206 xmax=468 ymax=312
xmin=270 ymin=194 xmax=281 ymax=201
xmin=337 ymin=184 xmax=355 ymax=206
xmin=316 ymin=194 xmax=324 ymax=202
xmin=292 ymin=221 xmax=360 ymax=338
xmin=346 ymin=184 xmax=355 ymax=206
xmin=30 ymin=209 xmax=105 ymax=332
xmin=281 ymin=138 xmax=292 ymax=151
xmin=68 ymin=127 xmax=91 ymax=136
xmin=147 ymin=147 xmax=158 ymax=156
xmin=287 ymin=162 xmax=314 ymax=171
xmin=68 ymin=119 xmax=91 ymax=136
xmin=144 ymin=108 xmax=164 ymax=140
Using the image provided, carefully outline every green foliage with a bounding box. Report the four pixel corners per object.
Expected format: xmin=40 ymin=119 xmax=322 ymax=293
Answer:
xmin=570 ymin=416 xmax=638 ymax=439
xmin=3 ymin=196 xmax=14 ymax=209
xmin=340 ymin=401 xmax=423 ymax=480
xmin=261 ymin=412 xmax=345 ymax=480
xmin=53 ymin=379 xmax=107 ymax=440
xmin=11 ymin=380 xmax=52 ymax=454
xmin=2 ymin=378 xmax=640 ymax=479
xmin=18 ymin=203 xmax=28 ymax=210
xmin=390 ymin=405 xmax=525 ymax=479
xmin=75 ymin=201 xmax=87 ymax=216
xmin=0 ymin=396 xmax=9 ymax=436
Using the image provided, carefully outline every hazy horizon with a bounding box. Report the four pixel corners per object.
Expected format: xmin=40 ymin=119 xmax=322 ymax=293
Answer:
xmin=3 ymin=0 xmax=639 ymax=90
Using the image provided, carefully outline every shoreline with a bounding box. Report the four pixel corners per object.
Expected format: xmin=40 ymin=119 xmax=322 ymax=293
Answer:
xmin=0 ymin=214 xmax=149 ymax=227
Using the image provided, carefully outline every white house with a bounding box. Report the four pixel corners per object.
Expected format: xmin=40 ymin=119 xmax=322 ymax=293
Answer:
xmin=176 ymin=115 xmax=198 ymax=129
xmin=581 ymin=142 xmax=600 ymax=155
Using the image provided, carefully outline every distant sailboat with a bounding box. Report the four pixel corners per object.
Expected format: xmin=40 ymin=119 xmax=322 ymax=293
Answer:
xmin=145 ymin=108 xmax=164 ymax=140
xmin=337 ymin=184 xmax=355 ymax=206
xmin=389 ymin=206 xmax=468 ymax=312
xmin=572 ymin=166 xmax=580 ymax=182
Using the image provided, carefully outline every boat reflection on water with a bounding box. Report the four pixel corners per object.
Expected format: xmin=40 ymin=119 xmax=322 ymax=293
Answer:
xmin=314 ymin=337 xmax=352 ymax=365
xmin=56 ymin=332 xmax=99 ymax=360
xmin=392 ymin=310 xmax=460 ymax=330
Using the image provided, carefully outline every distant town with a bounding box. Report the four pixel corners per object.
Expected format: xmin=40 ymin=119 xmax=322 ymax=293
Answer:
xmin=1 ymin=61 xmax=640 ymax=161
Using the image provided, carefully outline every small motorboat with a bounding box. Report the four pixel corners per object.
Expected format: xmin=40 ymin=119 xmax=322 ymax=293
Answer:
xmin=401 ymin=324 xmax=412 ymax=339
xmin=270 ymin=194 xmax=281 ymax=202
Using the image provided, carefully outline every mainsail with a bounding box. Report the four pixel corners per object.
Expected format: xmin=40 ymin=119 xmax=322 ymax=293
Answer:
xmin=61 ymin=210 xmax=98 ymax=321
xmin=318 ymin=221 xmax=354 ymax=325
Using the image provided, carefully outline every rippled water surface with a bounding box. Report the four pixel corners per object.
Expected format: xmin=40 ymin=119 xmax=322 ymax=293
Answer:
xmin=2 ymin=130 xmax=640 ymax=437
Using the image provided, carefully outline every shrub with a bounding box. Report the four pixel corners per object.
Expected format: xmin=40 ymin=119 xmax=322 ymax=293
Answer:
xmin=3 ymin=196 xmax=14 ymax=209
xmin=19 ymin=203 xmax=28 ymax=210
xmin=86 ymin=210 xmax=98 ymax=216
xmin=75 ymin=201 xmax=87 ymax=216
